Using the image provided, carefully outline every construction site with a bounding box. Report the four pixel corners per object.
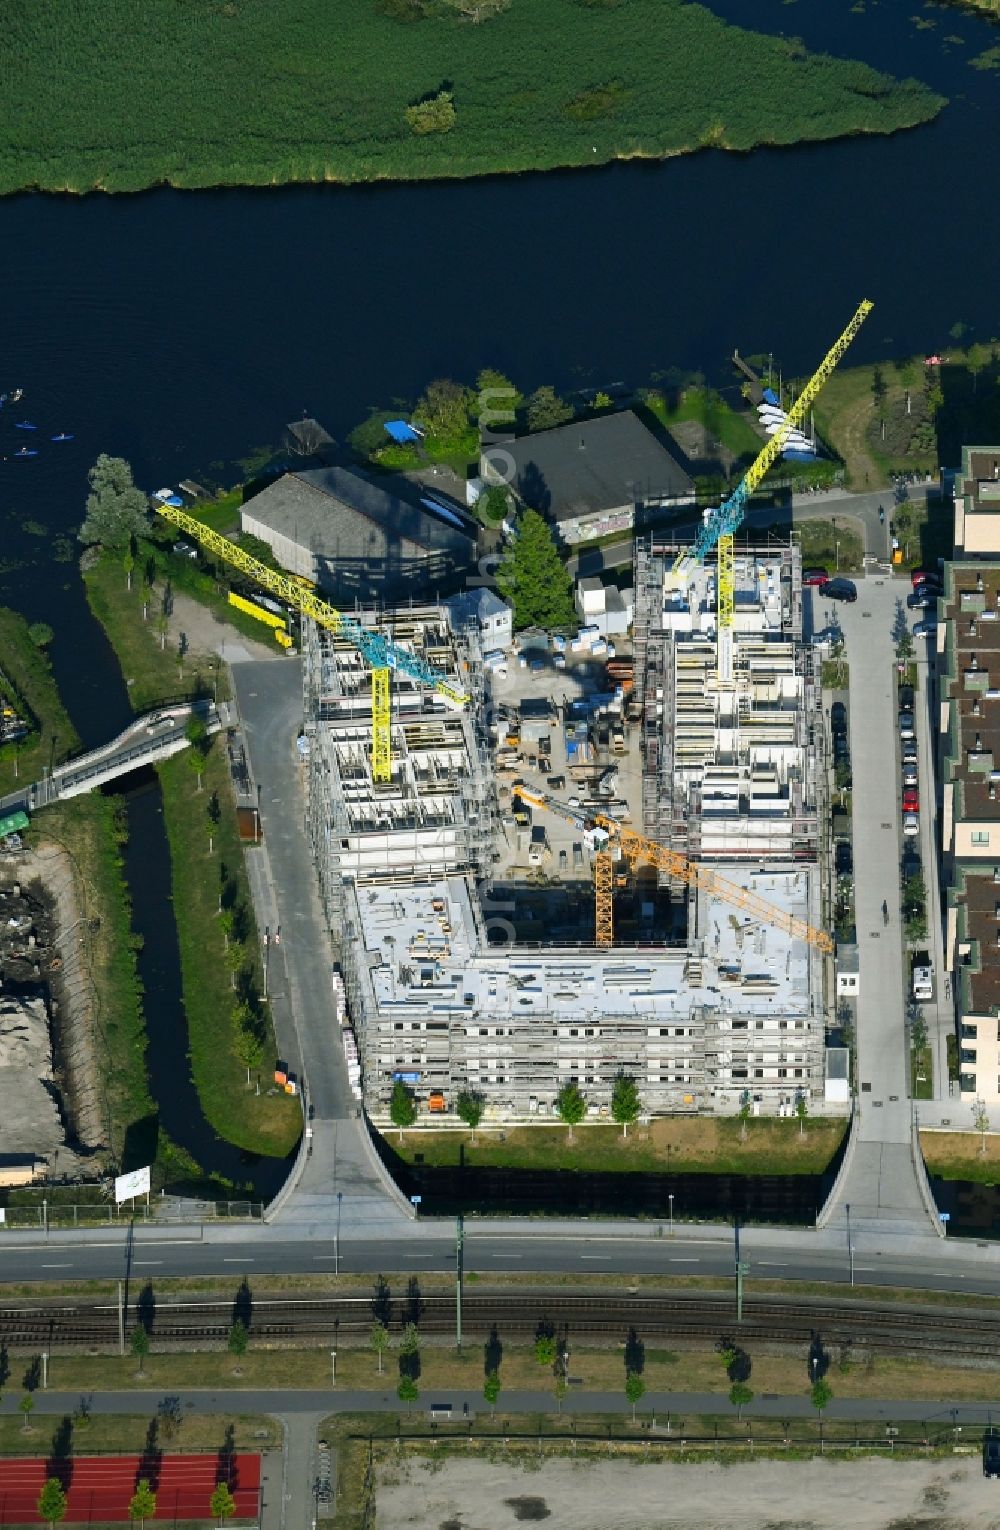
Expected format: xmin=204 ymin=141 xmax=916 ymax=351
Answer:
xmin=154 ymin=301 xmax=870 ymax=1130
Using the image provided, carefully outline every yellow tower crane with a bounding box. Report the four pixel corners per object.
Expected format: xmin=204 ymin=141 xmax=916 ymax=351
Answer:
xmin=153 ymin=503 xmax=469 ymax=783
xmin=673 ymin=299 xmax=873 ymax=683
xmin=514 ymin=787 xmax=834 ymax=955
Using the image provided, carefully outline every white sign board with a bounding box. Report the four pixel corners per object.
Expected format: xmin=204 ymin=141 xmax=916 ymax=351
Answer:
xmin=115 ymin=1165 xmax=151 ymax=1203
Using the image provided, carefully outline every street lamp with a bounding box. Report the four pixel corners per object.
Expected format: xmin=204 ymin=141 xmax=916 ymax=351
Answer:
xmin=668 ymin=1193 xmax=674 ymax=1238
xmin=846 ymin=1202 xmax=854 ymax=1288
xmin=331 ymin=1348 xmax=336 ymax=1387
xmin=835 ymin=541 xmax=841 ymax=572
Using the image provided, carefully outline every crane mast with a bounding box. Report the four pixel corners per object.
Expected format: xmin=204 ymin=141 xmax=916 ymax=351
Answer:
xmin=153 ymin=502 xmax=468 ymax=783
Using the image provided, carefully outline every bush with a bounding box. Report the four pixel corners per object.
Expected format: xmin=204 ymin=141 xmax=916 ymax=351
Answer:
xmin=405 ymin=89 xmax=457 ymax=135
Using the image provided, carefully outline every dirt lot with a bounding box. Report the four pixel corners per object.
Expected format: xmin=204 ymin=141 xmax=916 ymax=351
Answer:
xmin=376 ymin=1454 xmax=1000 ymax=1530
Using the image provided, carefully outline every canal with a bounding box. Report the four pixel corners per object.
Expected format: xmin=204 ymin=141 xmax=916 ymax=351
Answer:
xmin=0 ymin=0 xmax=995 ymax=1207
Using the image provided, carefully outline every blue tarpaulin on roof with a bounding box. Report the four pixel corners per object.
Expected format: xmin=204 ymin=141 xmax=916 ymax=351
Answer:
xmin=385 ymin=419 xmax=422 ymax=444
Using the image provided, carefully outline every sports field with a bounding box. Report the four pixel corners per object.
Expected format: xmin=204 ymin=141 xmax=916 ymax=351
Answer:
xmin=0 ymin=1453 xmax=260 ymax=1523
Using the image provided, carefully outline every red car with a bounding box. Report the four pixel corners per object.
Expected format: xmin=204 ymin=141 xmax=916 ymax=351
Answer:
xmin=911 ymin=569 xmax=941 ymax=590
xmin=902 ymin=788 xmax=919 ymax=812
xmin=803 ymin=569 xmax=829 ymax=587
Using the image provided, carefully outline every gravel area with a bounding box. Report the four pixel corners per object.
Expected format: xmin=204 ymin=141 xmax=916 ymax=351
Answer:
xmin=377 ymin=1454 xmax=999 ymax=1530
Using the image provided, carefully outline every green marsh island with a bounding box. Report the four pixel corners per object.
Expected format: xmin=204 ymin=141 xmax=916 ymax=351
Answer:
xmin=3 ymin=0 xmax=945 ymax=194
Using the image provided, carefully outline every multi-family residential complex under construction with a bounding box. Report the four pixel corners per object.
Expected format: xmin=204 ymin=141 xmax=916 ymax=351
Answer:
xmin=302 ymin=541 xmax=841 ymax=1128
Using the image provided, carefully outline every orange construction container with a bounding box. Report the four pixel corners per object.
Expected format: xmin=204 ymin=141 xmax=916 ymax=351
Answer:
xmin=428 ymin=1091 xmax=446 ymax=1113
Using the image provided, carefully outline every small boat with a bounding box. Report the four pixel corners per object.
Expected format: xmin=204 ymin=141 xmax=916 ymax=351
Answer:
xmin=14 ymin=421 xmax=37 ymax=431
xmin=50 ymin=433 xmax=74 ymax=442
xmin=14 ymin=447 xmax=38 ymax=458
xmin=153 ymin=488 xmax=175 ymax=502
xmin=10 ymin=388 xmax=23 ymax=403
xmin=165 ymin=495 xmax=184 ymax=507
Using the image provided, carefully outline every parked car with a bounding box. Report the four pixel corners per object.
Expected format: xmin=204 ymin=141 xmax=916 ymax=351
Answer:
xmin=911 ymin=568 xmax=941 ymax=590
xmin=902 ymin=741 xmax=918 ymax=764
xmin=902 ymin=788 xmax=919 ymax=812
xmin=834 ymin=735 xmax=850 ymax=761
xmin=898 ymin=711 xmax=915 ymax=739
xmin=907 ymin=592 xmax=935 ymax=610
xmin=898 ymin=684 xmax=915 ymax=710
xmin=821 ymin=578 xmax=858 ymax=602
xmin=984 ymin=1428 xmax=1000 ymax=1478
xmin=913 ymin=618 xmax=938 ymax=638
xmin=913 ymin=581 xmax=941 ymax=599
xmin=802 ymin=568 xmax=830 ymax=587
xmin=902 ymin=813 xmax=920 ymax=837
xmin=835 ymin=842 xmax=853 ymax=876
xmin=831 ymin=701 xmax=847 ymax=734
xmin=902 ymin=762 xmax=918 ymax=787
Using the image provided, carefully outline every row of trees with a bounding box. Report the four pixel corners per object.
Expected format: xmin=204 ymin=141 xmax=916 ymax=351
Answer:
xmin=388 ymin=1072 xmax=644 ymax=1137
xmin=36 ymin=1475 xmax=236 ymax=1528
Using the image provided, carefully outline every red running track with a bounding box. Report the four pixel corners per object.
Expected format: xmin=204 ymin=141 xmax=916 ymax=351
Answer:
xmin=0 ymin=1453 xmax=260 ymax=1523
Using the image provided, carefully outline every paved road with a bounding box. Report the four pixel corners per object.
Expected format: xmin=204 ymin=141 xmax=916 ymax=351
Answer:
xmin=228 ymin=659 xmax=410 ymax=1229
xmin=4 ymin=1219 xmax=1000 ymax=1292
xmin=811 ymin=577 xmax=936 ymax=1235
xmin=3 ymin=1387 xmax=996 ymax=1429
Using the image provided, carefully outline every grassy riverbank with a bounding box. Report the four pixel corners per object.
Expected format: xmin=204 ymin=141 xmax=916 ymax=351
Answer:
xmin=3 ymin=1 xmax=944 ymax=194
xmin=157 ymin=748 xmax=300 ymax=1159
xmin=83 ymin=549 xmax=299 ymax=1163
xmin=392 ymin=1117 xmax=846 ymax=1176
xmin=0 ymin=607 xmax=80 ymax=797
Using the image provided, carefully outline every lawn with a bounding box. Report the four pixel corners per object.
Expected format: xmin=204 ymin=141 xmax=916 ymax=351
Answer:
xmin=0 ymin=2 xmax=943 ymax=194
xmin=35 ymin=796 xmax=153 ymax=1168
xmin=794 ymin=518 xmax=865 ymax=574
xmin=0 ymin=607 xmax=80 ymax=797
xmin=643 ymin=386 xmax=761 ymax=468
xmin=2 ymin=1411 xmax=278 ymax=1457
xmin=157 ymin=746 xmax=301 ymax=1159
xmin=31 ymin=1336 xmax=1000 ymax=1410
xmin=920 ymin=1128 xmax=1000 ymax=1184
xmin=393 ymin=1116 xmax=846 ymax=1177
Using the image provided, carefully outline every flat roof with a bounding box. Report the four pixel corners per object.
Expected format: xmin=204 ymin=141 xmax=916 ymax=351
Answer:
xmin=355 ymin=867 xmax=815 ymax=1023
xmin=942 ymin=561 xmax=1000 ymax=820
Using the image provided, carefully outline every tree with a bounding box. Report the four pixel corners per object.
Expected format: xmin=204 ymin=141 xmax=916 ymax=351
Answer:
xmin=415 ymin=378 xmax=469 ymax=440
xmin=611 ymin=1072 xmax=641 ymax=1137
xmin=534 ymin=1334 xmax=556 ymax=1367
xmin=79 ymin=455 xmax=149 ymax=552
xmin=129 ymin=1479 xmax=157 ymax=1529
xmin=730 ymin=1381 xmax=754 ymax=1420
xmin=475 ymin=368 xmax=520 ymax=427
xmin=370 ymin=1321 xmax=390 ymax=1374
xmin=456 ymin=1088 xmax=485 ymax=1142
xmin=476 ymin=483 xmax=510 ymax=525
xmin=399 ymin=1322 xmax=420 ymax=1358
xmin=496 ymin=509 xmax=575 ymax=631
xmin=737 ymin=1088 xmax=753 ymax=1143
xmin=185 ymin=718 xmax=209 ymax=792
xmin=810 ymin=1377 xmax=832 ymax=1416
xmin=227 ymin=1319 xmax=248 ymax=1371
xmin=209 ymin=1482 xmax=236 ymax=1526
xmin=206 ymin=791 xmax=221 ymax=855
xmin=389 ymin=1080 xmax=418 ymax=1137
xmin=967 ymin=342 xmax=988 ymax=394
xmin=870 ymin=366 xmax=887 ymax=411
xmin=234 ymin=1023 xmax=263 ymax=1088
xmin=36 ymin=1478 xmax=67 ymax=1529
xmin=130 ymin=1325 xmax=150 ymax=1375
xmin=794 ymin=1091 xmax=808 ymax=1138
xmin=625 ymin=1371 xmax=646 ymax=1422
xmin=19 ymin=1393 xmax=34 ymax=1432
xmin=526 ymin=385 xmax=573 ymax=433
xmin=397 ymin=1375 xmax=419 ymax=1411
xmin=973 ymin=1097 xmax=991 ymax=1156
xmin=555 ymin=1081 xmax=586 ymax=1142
xmin=27 ymin=622 xmax=54 ymax=647
xmin=483 ymin=1372 xmax=502 ymax=1417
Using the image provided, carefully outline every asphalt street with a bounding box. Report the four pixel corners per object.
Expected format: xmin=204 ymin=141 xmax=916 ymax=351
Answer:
xmin=3 ymin=1220 xmax=1000 ymax=1294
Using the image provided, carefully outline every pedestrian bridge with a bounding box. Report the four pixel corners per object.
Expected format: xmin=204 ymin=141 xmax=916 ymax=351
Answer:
xmin=0 ymin=700 xmax=228 ymax=815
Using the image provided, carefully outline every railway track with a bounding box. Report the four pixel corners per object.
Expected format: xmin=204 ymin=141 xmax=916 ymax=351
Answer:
xmin=0 ymin=1291 xmax=997 ymax=1357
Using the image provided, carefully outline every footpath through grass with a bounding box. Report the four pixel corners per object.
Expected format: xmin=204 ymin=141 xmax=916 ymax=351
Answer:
xmin=0 ymin=1 xmax=943 ymax=194
xmin=0 ymin=607 xmax=80 ymax=797
xmin=393 ymin=1117 xmax=846 ymax=1177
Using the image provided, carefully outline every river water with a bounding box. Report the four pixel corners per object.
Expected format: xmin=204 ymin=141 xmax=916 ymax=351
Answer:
xmin=0 ymin=0 xmax=996 ymax=1201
